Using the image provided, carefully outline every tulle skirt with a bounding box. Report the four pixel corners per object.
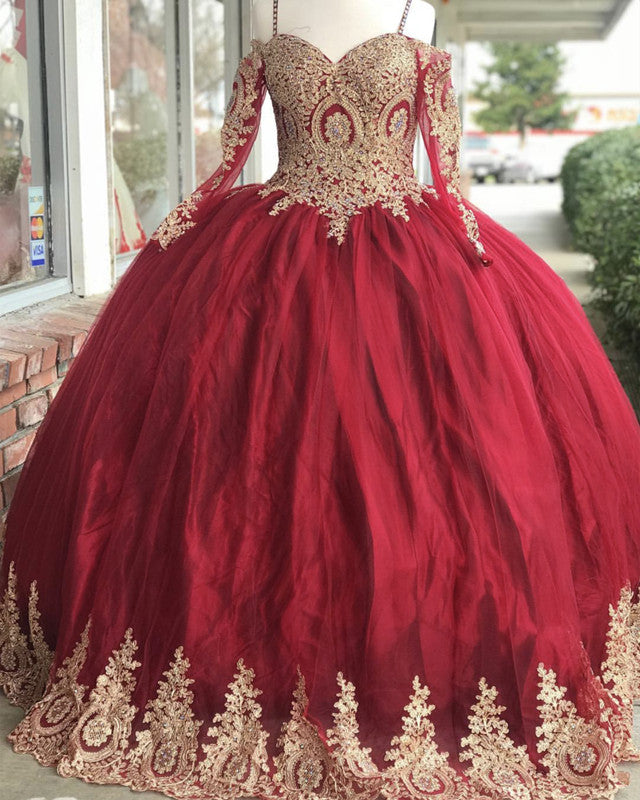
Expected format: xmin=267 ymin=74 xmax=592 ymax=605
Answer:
xmin=2 ymin=183 xmax=640 ymax=800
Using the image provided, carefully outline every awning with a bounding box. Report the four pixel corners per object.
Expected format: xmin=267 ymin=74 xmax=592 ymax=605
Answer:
xmin=450 ymin=0 xmax=633 ymax=41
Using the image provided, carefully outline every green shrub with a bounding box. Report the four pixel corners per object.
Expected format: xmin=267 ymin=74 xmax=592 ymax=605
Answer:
xmin=593 ymin=256 xmax=640 ymax=362
xmin=561 ymin=126 xmax=640 ymax=362
xmin=560 ymin=126 xmax=640 ymax=257
xmin=587 ymin=181 xmax=640 ymax=289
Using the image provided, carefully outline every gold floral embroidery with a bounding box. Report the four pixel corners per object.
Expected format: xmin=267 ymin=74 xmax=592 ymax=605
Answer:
xmin=198 ymin=657 xmax=272 ymax=797
xmin=57 ymin=627 xmax=141 ymax=781
xmin=273 ymin=667 xmax=336 ymax=797
xmin=419 ymin=48 xmax=489 ymax=265
xmin=0 ymin=563 xmax=53 ymax=709
xmin=461 ymin=667 xmax=624 ymax=800
xmin=150 ymin=41 xmax=264 ymax=250
xmin=601 ymin=585 xmax=640 ymax=761
xmin=325 ymin=673 xmax=381 ymax=793
xmin=127 ymin=646 xmax=203 ymax=791
xmin=2 ymin=561 xmax=640 ymax=800
xmin=460 ymin=677 xmax=537 ymax=799
xmin=535 ymin=663 xmax=618 ymax=792
xmin=257 ymin=34 xmax=435 ymax=244
xmin=150 ymin=192 xmax=203 ymax=251
xmin=8 ymin=619 xmax=91 ymax=766
xmin=0 ymin=562 xmax=31 ymax=705
xmin=27 ymin=581 xmax=54 ymax=705
xmin=382 ymin=675 xmax=471 ymax=799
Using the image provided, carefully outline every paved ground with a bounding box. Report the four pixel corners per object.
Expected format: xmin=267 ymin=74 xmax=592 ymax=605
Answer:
xmin=469 ymin=181 xmax=640 ymax=415
xmin=0 ymin=700 xmax=164 ymax=800
xmin=2 ymin=180 xmax=639 ymax=799
xmin=469 ymin=180 xmax=597 ymax=305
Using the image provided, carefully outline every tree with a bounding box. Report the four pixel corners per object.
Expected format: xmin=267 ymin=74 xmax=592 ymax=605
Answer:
xmin=471 ymin=43 xmax=577 ymax=146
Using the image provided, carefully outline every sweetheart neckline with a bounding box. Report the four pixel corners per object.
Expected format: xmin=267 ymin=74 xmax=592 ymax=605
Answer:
xmin=251 ymin=31 xmax=448 ymax=67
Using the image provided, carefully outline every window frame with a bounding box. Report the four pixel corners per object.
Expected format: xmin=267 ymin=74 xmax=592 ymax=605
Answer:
xmin=0 ymin=0 xmax=72 ymax=314
xmin=0 ymin=0 xmax=249 ymax=309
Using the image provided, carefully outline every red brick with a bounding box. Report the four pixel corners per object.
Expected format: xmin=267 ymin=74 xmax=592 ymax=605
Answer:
xmin=29 ymin=312 xmax=85 ymax=328
xmin=0 ymin=340 xmax=42 ymax=378
xmin=16 ymin=394 xmax=48 ymax=428
xmin=46 ymin=383 xmax=61 ymax=403
xmin=0 ymin=299 xmax=107 ymax=388
xmin=3 ymin=430 xmax=36 ymax=472
xmin=0 ymin=348 xmax=27 ymax=388
xmin=31 ymin=329 xmax=73 ymax=361
xmin=50 ymin=308 xmax=98 ymax=327
xmin=0 ymin=380 xmax=26 ymax=407
xmin=71 ymin=330 xmax=87 ymax=355
xmin=57 ymin=359 xmax=75 ymax=377
xmin=11 ymin=323 xmax=74 ymax=362
xmin=0 ymin=469 xmax=21 ymax=506
xmin=0 ymin=332 xmax=58 ymax=371
xmin=26 ymin=366 xmax=58 ymax=393
xmin=75 ymin=299 xmax=109 ymax=314
xmin=0 ymin=408 xmax=17 ymax=441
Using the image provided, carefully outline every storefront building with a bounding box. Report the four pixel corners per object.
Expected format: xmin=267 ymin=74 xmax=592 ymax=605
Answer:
xmin=1 ymin=0 xmax=633 ymax=315
xmin=0 ymin=0 xmax=253 ymax=314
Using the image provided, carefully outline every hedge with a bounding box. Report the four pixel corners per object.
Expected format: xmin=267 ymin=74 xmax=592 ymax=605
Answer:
xmin=560 ymin=126 xmax=640 ymax=361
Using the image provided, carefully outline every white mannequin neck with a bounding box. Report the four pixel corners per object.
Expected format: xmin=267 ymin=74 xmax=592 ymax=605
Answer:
xmin=251 ymin=0 xmax=436 ymax=62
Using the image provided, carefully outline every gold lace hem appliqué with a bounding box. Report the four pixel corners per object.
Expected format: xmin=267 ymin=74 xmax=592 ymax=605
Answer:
xmin=1 ymin=560 xmax=639 ymax=800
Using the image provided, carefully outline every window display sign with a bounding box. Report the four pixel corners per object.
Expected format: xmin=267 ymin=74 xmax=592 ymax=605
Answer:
xmin=28 ymin=185 xmax=45 ymax=268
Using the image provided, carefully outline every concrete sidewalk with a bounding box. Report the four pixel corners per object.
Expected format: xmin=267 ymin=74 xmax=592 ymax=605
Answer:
xmin=470 ymin=181 xmax=597 ymax=305
xmin=1 ymin=698 xmax=162 ymax=799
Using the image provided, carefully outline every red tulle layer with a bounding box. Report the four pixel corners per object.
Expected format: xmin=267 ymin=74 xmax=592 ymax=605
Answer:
xmin=2 ymin=186 xmax=640 ymax=795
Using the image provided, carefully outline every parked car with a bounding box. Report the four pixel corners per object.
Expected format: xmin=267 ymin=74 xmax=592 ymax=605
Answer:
xmin=461 ymin=135 xmax=504 ymax=183
xmin=496 ymin=151 xmax=539 ymax=183
xmin=496 ymin=146 xmax=563 ymax=184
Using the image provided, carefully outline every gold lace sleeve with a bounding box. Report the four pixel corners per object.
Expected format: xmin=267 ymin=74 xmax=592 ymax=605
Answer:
xmin=416 ymin=43 xmax=492 ymax=267
xmin=150 ymin=40 xmax=266 ymax=251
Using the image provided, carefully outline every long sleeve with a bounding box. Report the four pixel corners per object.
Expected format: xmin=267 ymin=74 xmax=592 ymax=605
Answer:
xmin=150 ymin=40 xmax=267 ymax=251
xmin=415 ymin=43 xmax=493 ymax=267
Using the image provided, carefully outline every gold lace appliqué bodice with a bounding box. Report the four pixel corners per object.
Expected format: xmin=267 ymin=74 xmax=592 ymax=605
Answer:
xmin=254 ymin=33 xmax=434 ymax=244
xmin=150 ymin=31 xmax=492 ymax=266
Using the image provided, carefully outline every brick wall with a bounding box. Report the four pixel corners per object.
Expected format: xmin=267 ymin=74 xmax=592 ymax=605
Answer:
xmin=0 ymin=293 xmax=111 ymax=529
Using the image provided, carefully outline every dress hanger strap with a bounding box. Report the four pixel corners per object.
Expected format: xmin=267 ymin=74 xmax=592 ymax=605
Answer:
xmin=273 ymin=0 xmax=278 ymax=36
xmin=398 ymin=0 xmax=413 ymax=33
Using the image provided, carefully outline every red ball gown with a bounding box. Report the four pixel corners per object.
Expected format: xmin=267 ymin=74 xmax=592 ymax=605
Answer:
xmin=2 ymin=1 xmax=640 ymax=798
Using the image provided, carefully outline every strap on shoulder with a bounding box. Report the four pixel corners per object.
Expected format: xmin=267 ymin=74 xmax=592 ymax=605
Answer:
xmin=398 ymin=0 xmax=413 ymax=33
xmin=273 ymin=0 xmax=278 ymax=36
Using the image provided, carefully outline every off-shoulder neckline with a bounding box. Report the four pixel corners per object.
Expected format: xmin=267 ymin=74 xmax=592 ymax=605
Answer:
xmin=250 ymin=31 xmax=450 ymax=66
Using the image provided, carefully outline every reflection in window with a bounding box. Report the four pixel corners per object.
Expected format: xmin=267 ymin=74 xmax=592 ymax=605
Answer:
xmin=0 ymin=0 xmax=46 ymax=287
xmin=108 ymin=0 xmax=170 ymax=255
xmin=193 ymin=0 xmax=225 ymax=186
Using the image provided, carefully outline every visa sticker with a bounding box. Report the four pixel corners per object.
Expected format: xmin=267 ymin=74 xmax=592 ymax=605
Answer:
xmin=30 ymin=240 xmax=46 ymax=268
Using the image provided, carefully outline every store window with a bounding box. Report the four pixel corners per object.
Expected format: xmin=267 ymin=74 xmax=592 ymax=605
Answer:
xmin=107 ymin=0 xmax=173 ymax=256
xmin=192 ymin=0 xmax=226 ymax=186
xmin=0 ymin=0 xmax=49 ymax=289
xmin=108 ymin=0 xmax=234 ymax=260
